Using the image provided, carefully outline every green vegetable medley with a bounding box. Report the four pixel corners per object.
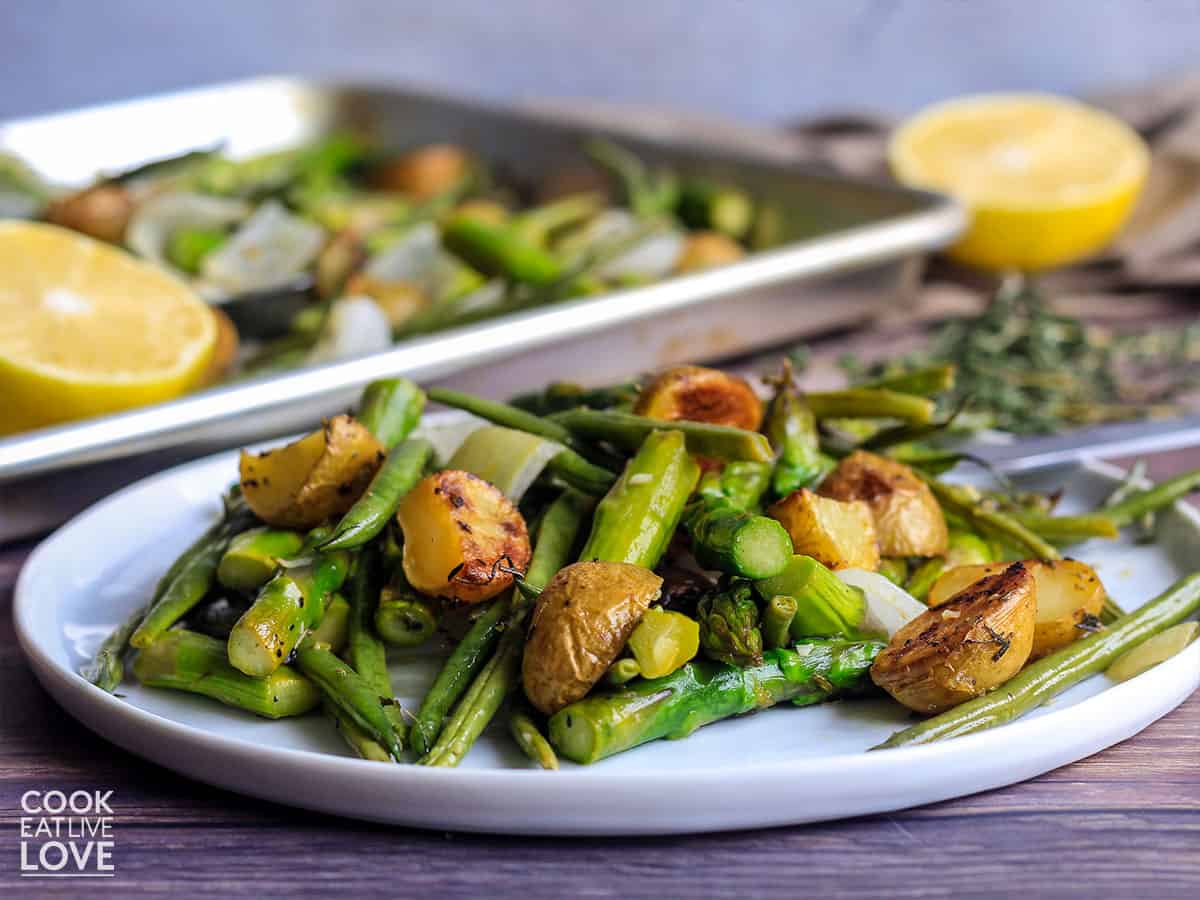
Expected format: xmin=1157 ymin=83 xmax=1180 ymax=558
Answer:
xmin=84 ymin=361 xmax=1200 ymax=766
xmin=5 ymin=136 xmax=776 ymax=380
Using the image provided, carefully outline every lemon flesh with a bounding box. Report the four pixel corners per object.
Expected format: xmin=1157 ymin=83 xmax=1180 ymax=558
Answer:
xmin=890 ymin=93 xmax=1149 ymax=271
xmin=0 ymin=221 xmax=217 ymax=435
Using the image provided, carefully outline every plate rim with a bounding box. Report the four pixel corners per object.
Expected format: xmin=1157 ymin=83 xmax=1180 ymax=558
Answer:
xmin=13 ymin=448 xmax=1200 ymax=832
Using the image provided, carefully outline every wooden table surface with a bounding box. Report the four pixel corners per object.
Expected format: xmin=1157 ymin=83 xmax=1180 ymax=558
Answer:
xmin=2 ymin=451 xmax=1198 ymax=899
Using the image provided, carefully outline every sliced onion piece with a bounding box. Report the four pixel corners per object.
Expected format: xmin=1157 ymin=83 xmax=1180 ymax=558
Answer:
xmin=835 ymin=568 xmax=926 ymax=638
xmin=446 ymin=425 xmax=564 ymax=501
xmin=305 ymin=296 xmax=393 ymax=365
xmin=365 ymin=221 xmax=475 ymax=299
xmin=559 ymin=209 xmax=684 ymax=280
xmin=201 ymin=200 xmax=325 ymax=294
xmin=126 ymin=192 xmax=250 ymax=269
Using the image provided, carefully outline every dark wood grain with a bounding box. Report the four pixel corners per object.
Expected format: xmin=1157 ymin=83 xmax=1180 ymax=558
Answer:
xmin=1 ymin=452 xmax=1198 ymax=898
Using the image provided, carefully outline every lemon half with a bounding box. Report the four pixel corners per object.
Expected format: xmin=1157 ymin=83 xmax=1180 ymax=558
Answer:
xmin=0 ymin=221 xmax=217 ymax=435
xmin=890 ymin=93 xmax=1149 ymax=271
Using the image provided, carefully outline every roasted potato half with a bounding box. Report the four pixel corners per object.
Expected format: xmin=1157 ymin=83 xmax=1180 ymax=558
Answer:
xmin=240 ymin=415 xmax=384 ymax=529
xmin=635 ymin=365 xmax=763 ymax=431
xmin=45 ymin=184 xmax=135 ymax=244
xmin=768 ymin=488 xmax=880 ymax=571
xmin=373 ymin=143 xmax=471 ymax=200
xmin=522 ymin=561 xmax=663 ymax=714
xmin=198 ymin=307 xmax=240 ymax=387
xmin=929 ymin=558 xmax=1106 ymax=660
xmin=674 ymin=231 xmax=745 ymax=274
xmin=396 ymin=470 xmax=531 ymax=604
xmin=819 ymin=450 xmax=948 ymax=558
xmin=871 ymin=562 xmax=1037 ymax=714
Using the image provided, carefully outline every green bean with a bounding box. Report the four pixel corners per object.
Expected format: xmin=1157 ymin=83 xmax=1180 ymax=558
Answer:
xmin=927 ymin=478 xmax=1060 ymax=560
xmin=553 ymin=408 xmax=774 ymax=463
xmin=604 ymin=658 xmax=643 ymax=685
xmin=374 ymin=569 xmax=439 ymax=647
xmin=408 ymin=595 xmax=512 ymax=757
xmin=875 ymin=573 xmax=1200 ymax=749
xmin=805 ymin=389 xmax=935 ymax=424
xmin=1101 ymin=467 xmax=1200 ymax=527
xmin=860 ymin=365 xmax=957 ymax=397
xmin=318 ymin=438 xmax=433 ymax=551
xmin=357 ymin=378 xmax=426 ymax=450
xmin=344 ymin=546 xmax=392 ymax=697
xmin=509 ymin=707 xmax=559 ymax=770
xmin=428 ymin=386 xmax=574 ymax=444
xmin=1009 ymin=510 xmax=1120 ymax=544
xmin=131 ymin=505 xmax=251 ymax=649
xmin=295 ymin=637 xmax=404 ymax=759
xmin=419 ymin=488 xmax=591 ymax=766
xmin=442 ymin=216 xmax=563 ymax=284
xmin=544 ymin=450 xmax=617 ymax=495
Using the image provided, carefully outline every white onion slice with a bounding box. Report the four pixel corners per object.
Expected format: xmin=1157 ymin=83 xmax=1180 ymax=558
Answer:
xmin=201 ymin=200 xmax=324 ymax=294
xmin=835 ymin=569 xmax=926 ymax=638
xmin=126 ymin=192 xmax=249 ymax=269
xmin=306 ymin=296 xmax=393 ymax=365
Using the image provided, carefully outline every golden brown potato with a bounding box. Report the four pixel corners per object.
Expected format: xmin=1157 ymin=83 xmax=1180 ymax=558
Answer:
xmin=819 ymin=450 xmax=948 ymax=557
xmin=315 ymin=229 xmax=367 ymax=299
xmin=635 ymin=365 xmax=763 ymax=431
xmin=343 ymin=272 xmax=429 ymax=327
xmin=45 ymin=184 xmax=135 ymax=243
xmin=872 ymin=562 xmax=1037 ymax=714
xmin=239 ymin=415 xmax=384 ymax=529
xmin=674 ymin=231 xmax=745 ymax=273
xmin=374 ymin=144 xmax=471 ymax=200
xmin=197 ymin=306 xmax=239 ymax=388
xmin=769 ymin=488 xmax=880 ymax=571
xmin=396 ymin=470 xmax=531 ymax=604
xmin=522 ymin=561 xmax=663 ymax=714
xmin=929 ymin=558 xmax=1106 ymax=660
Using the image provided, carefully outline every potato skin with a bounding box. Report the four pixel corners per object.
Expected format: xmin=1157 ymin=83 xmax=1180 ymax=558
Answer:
xmin=819 ymin=450 xmax=948 ymax=557
xmin=197 ymin=306 xmax=239 ymax=387
xmin=929 ymin=558 xmax=1106 ymax=660
xmin=45 ymin=184 xmax=135 ymax=243
xmin=373 ymin=144 xmax=471 ymax=200
xmin=522 ymin=561 xmax=663 ymax=714
xmin=396 ymin=470 xmax=531 ymax=604
xmin=674 ymin=231 xmax=745 ymax=273
xmin=240 ymin=415 xmax=384 ymax=529
xmin=635 ymin=365 xmax=763 ymax=431
xmin=768 ymin=488 xmax=880 ymax=571
xmin=871 ymin=562 xmax=1037 ymax=714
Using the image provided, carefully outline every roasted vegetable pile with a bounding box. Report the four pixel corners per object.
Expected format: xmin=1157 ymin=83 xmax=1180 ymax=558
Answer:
xmin=85 ymin=361 xmax=1200 ymax=766
xmin=4 ymin=136 xmax=775 ymax=383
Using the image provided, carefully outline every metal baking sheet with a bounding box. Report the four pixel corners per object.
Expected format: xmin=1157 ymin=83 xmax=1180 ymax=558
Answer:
xmin=0 ymin=77 xmax=963 ymax=484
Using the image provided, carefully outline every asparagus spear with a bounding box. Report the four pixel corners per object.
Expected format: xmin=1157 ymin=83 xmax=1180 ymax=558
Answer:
xmin=549 ymin=639 xmax=885 ymax=764
xmin=876 ymin=573 xmax=1200 ymax=748
xmin=80 ymin=603 xmax=149 ymax=692
xmin=686 ymin=504 xmax=792 ymax=579
xmin=226 ymin=548 xmax=350 ymax=676
xmin=764 ymin=374 xmax=834 ymax=498
xmin=676 ymin=179 xmax=754 ymax=239
xmin=577 ymin=430 xmax=699 ymax=569
xmin=132 ymin=630 xmax=321 ymax=718
xmin=697 ymin=583 xmax=763 ymax=666
xmin=131 ymin=499 xmax=253 ymax=648
xmin=356 ymin=377 xmax=426 ymax=450
xmin=553 ymin=409 xmax=774 ymax=463
xmin=217 ymin=527 xmax=305 ymax=591
xmin=308 ymin=593 xmax=350 ymax=652
xmin=756 ymin=555 xmax=866 ymax=638
xmin=762 ymin=595 xmax=798 ymax=650
xmin=442 ymin=217 xmax=562 ymax=285
xmin=926 ymin=478 xmax=1059 ymax=560
xmin=696 ymin=461 xmax=773 ymax=512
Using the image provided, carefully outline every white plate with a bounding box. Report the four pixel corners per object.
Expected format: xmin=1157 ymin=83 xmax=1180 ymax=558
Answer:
xmin=14 ymin=419 xmax=1200 ymax=835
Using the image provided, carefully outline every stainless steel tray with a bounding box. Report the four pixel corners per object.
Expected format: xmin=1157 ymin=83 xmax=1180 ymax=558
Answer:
xmin=0 ymin=76 xmax=962 ymax=487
